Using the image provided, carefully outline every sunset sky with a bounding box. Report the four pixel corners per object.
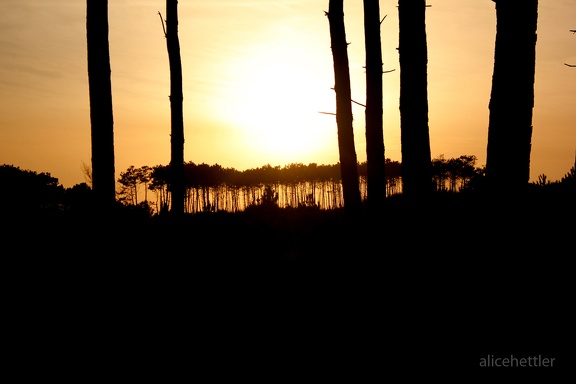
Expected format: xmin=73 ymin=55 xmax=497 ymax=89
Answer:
xmin=0 ymin=0 xmax=574 ymax=189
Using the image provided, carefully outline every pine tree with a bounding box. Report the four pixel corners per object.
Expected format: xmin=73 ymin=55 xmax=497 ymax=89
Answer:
xmin=160 ymin=0 xmax=185 ymax=216
xmin=86 ymin=0 xmax=116 ymax=211
xmin=486 ymin=0 xmax=538 ymax=192
xmin=326 ymin=1 xmax=362 ymax=215
xmin=363 ymin=0 xmax=386 ymax=211
xmin=398 ymin=0 xmax=432 ymax=199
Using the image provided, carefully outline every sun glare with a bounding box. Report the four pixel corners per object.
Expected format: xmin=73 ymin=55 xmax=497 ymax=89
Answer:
xmin=219 ymin=42 xmax=338 ymax=164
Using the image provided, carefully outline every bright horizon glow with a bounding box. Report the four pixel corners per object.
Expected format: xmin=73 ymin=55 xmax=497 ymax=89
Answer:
xmin=215 ymin=42 xmax=337 ymax=163
xmin=0 ymin=0 xmax=574 ymax=188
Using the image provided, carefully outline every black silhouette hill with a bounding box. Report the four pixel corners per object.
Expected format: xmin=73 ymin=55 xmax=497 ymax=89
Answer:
xmin=1 ymin=162 xmax=574 ymax=379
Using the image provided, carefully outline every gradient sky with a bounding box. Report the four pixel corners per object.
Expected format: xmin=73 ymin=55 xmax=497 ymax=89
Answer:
xmin=0 ymin=0 xmax=574 ymax=188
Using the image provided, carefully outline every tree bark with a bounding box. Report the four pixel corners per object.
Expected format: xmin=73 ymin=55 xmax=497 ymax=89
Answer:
xmin=86 ymin=0 xmax=116 ymax=211
xmin=486 ymin=0 xmax=538 ymax=193
xmin=363 ymin=0 xmax=386 ymax=211
xmin=398 ymin=0 xmax=432 ymax=199
xmin=165 ymin=0 xmax=185 ymax=216
xmin=327 ymin=0 xmax=362 ymax=215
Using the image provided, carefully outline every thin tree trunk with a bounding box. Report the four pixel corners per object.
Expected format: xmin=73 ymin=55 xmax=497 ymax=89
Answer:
xmin=86 ymin=0 xmax=116 ymax=210
xmin=486 ymin=0 xmax=538 ymax=193
xmin=363 ymin=0 xmax=386 ymax=211
xmin=163 ymin=0 xmax=185 ymax=216
xmin=327 ymin=0 xmax=362 ymax=215
xmin=398 ymin=0 xmax=432 ymax=199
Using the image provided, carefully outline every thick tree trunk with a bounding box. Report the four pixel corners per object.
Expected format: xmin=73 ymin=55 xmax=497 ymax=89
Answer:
xmin=327 ymin=0 xmax=362 ymax=215
xmin=363 ymin=0 xmax=386 ymax=211
xmin=398 ymin=0 xmax=432 ymax=198
xmin=486 ymin=0 xmax=538 ymax=193
xmin=165 ymin=0 xmax=185 ymax=216
xmin=86 ymin=0 xmax=116 ymax=210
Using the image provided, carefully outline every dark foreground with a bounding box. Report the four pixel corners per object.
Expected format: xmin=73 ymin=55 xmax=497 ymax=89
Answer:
xmin=3 ymin=190 xmax=574 ymax=380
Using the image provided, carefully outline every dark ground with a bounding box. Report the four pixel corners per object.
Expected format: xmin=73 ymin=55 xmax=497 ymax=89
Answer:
xmin=3 ymin=190 xmax=574 ymax=380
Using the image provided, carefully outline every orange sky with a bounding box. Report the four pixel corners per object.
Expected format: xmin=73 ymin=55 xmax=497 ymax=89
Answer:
xmin=0 ymin=0 xmax=574 ymax=188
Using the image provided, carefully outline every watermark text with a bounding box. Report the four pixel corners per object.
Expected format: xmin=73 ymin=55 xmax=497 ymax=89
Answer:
xmin=479 ymin=355 xmax=555 ymax=368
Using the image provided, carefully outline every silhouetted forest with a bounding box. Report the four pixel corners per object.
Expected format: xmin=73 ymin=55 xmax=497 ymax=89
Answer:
xmin=3 ymin=0 xmax=573 ymax=377
xmin=2 ymin=158 xmax=574 ymax=378
xmin=2 ymin=156 xmax=574 ymax=253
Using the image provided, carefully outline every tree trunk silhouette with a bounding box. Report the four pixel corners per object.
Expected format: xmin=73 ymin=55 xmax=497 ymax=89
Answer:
xmin=163 ymin=0 xmax=185 ymax=216
xmin=327 ymin=0 xmax=362 ymax=215
xmin=486 ymin=0 xmax=538 ymax=193
xmin=86 ymin=0 xmax=116 ymax=211
xmin=398 ymin=0 xmax=432 ymax=199
xmin=363 ymin=0 xmax=386 ymax=211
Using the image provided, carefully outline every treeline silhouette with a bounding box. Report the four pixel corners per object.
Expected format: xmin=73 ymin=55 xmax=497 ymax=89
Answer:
xmin=3 ymin=155 xmax=575 ymax=217
xmin=117 ymin=159 xmax=404 ymax=214
xmin=114 ymin=155 xmax=488 ymax=214
xmin=0 ymin=155 xmax=464 ymax=214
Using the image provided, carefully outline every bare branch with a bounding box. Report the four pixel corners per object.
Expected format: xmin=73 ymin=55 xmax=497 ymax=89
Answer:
xmin=319 ymin=111 xmax=336 ymax=116
xmin=570 ymin=29 xmax=576 ymax=34
xmin=380 ymin=15 xmax=387 ymax=25
xmin=352 ymin=99 xmax=366 ymax=108
xmin=81 ymin=161 xmax=92 ymax=187
xmin=362 ymin=64 xmax=395 ymax=73
xmin=158 ymin=11 xmax=167 ymax=38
